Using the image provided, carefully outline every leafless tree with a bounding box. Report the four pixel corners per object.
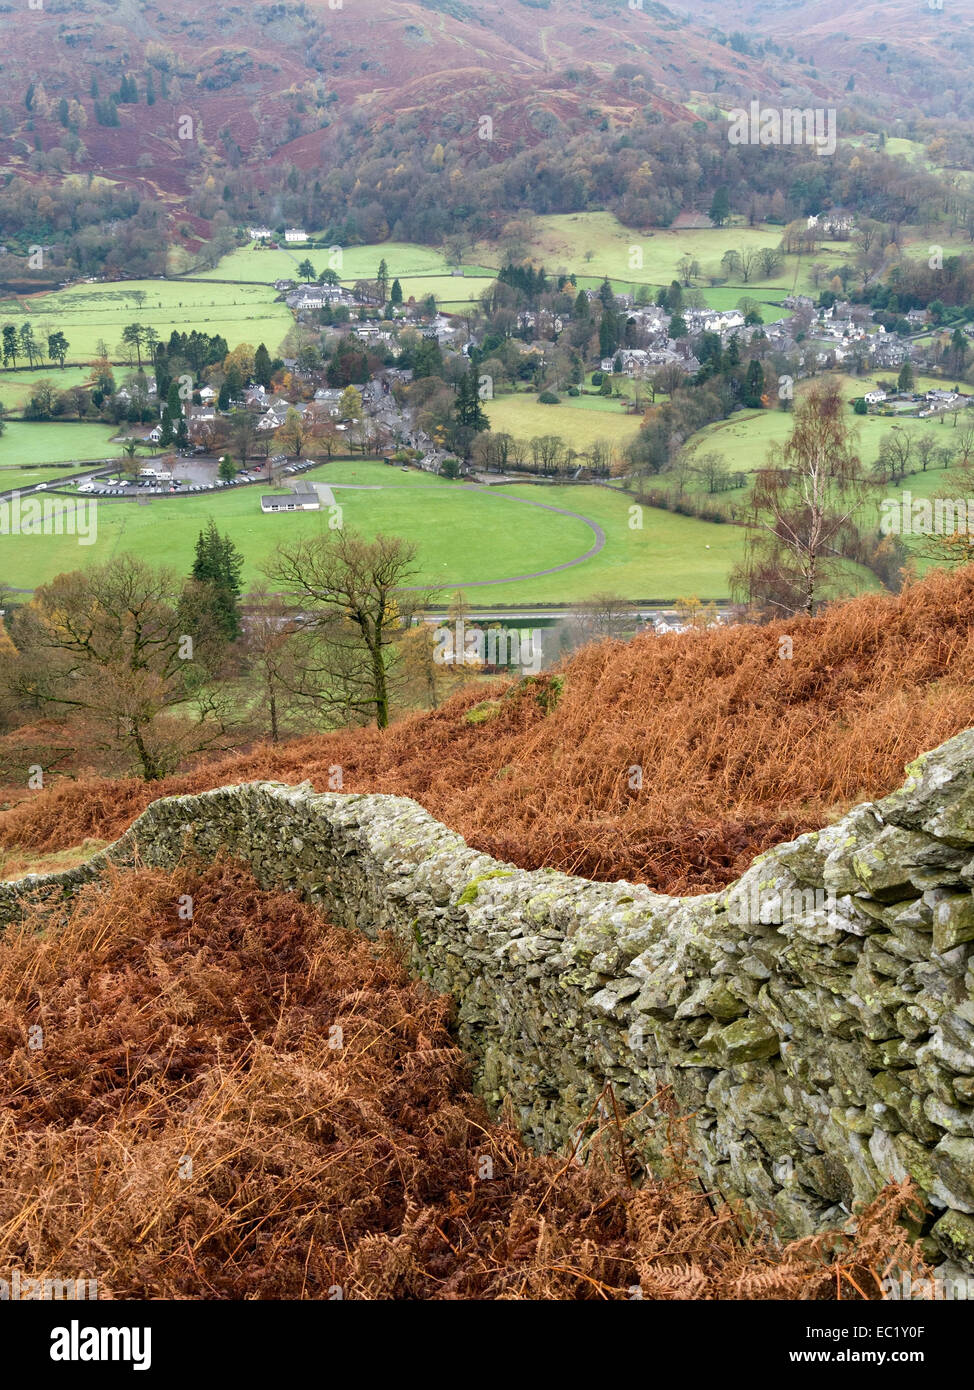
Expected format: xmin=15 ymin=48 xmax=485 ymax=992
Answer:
xmin=731 ymin=381 xmax=868 ymax=617
xmin=265 ymin=529 xmax=435 ymax=729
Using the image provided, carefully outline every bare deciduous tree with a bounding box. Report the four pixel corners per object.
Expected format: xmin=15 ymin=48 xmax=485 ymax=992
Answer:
xmin=732 ymin=381 xmax=868 ymax=617
xmin=265 ymin=529 xmax=435 ymax=729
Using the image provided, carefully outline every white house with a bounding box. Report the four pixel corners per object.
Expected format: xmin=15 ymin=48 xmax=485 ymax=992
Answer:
xmin=703 ymin=310 xmax=746 ymax=334
xmin=808 ymin=211 xmax=854 ymax=235
xmin=260 ymin=487 xmax=320 ymax=513
xmin=257 ymin=409 xmax=286 ymax=432
xmin=248 ymin=225 xmax=273 ymax=240
xmin=864 ymin=390 xmax=888 ymax=406
xmin=287 ymin=289 xmax=324 ymax=310
xmin=284 ymin=228 xmax=308 ymax=243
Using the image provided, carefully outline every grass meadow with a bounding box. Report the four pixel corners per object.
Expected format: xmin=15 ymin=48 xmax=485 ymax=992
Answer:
xmin=0 ymin=420 xmax=122 ymax=467
xmin=0 ymin=456 xmax=757 ymax=602
xmin=0 ymin=280 xmax=292 ymax=363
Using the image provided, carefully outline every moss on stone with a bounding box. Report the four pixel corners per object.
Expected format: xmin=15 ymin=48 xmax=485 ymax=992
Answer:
xmin=457 ymin=869 xmax=513 ymax=906
xmin=464 ymin=700 xmax=502 ymax=726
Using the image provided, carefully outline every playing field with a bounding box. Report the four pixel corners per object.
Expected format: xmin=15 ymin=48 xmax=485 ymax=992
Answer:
xmin=0 ymin=280 xmax=292 ymax=363
xmin=0 ymin=457 xmax=753 ymax=601
xmin=0 ymin=451 xmax=892 ymax=603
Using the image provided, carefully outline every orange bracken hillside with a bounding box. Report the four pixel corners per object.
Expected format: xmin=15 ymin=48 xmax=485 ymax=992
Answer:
xmin=0 ymin=862 xmax=926 ymax=1298
xmin=4 ymin=565 xmax=974 ymax=896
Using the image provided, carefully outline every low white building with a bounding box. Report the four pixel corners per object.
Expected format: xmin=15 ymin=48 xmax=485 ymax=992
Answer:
xmin=260 ymin=487 xmax=319 ymax=513
xmin=284 ymin=228 xmax=309 ymax=243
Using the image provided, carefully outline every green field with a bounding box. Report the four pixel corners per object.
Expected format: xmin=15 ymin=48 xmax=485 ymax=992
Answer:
xmin=0 ymin=453 xmax=893 ymax=603
xmin=0 ymin=280 xmax=292 ymax=363
xmin=901 ymin=233 xmax=974 ymax=263
xmin=473 ymin=211 xmax=857 ymax=301
xmin=392 ymin=274 xmax=495 ymax=308
xmin=0 ymin=467 xmax=96 ymax=492
xmin=0 ymin=463 xmax=586 ymax=593
xmin=194 ymin=240 xmax=497 ymax=310
xmin=0 ymin=366 xmax=94 ymax=410
xmin=0 ymin=457 xmax=752 ymax=602
xmin=305 ymin=460 xmax=455 ymax=489
xmin=0 ymin=421 xmax=122 ymax=467
xmin=686 ymin=374 xmax=970 ymax=478
xmin=674 ymin=385 xmax=974 ymax=558
xmin=485 ymin=391 xmax=642 ymax=449
xmin=195 ymin=240 xmax=462 ymax=284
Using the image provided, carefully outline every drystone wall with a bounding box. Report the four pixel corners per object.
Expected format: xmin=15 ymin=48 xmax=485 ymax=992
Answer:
xmin=5 ymin=728 xmax=974 ymax=1272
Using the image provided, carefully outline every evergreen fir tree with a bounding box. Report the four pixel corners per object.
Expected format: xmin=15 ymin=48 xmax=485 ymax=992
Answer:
xmin=743 ymin=358 xmax=766 ymax=408
xmin=454 ymin=361 xmax=490 ymax=432
xmin=254 ymin=342 xmax=272 ymax=388
xmin=190 ymin=520 xmax=244 ymax=641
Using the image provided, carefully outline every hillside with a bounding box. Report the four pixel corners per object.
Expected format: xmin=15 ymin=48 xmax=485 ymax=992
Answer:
xmin=3 ymin=0 xmax=970 ymax=252
xmin=0 ymin=858 xmax=927 ymax=1299
xmin=684 ymin=0 xmax=973 ymax=100
xmin=6 ymin=562 xmax=974 ymax=895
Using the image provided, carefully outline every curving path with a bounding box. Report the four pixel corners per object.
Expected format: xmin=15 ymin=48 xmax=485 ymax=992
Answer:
xmin=2 ymin=478 xmax=608 ymax=596
xmin=393 ymin=483 xmax=607 ymax=590
xmin=310 ymin=478 xmax=607 ymax=588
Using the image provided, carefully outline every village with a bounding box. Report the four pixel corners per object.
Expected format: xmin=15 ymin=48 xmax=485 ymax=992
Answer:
xmin=94 ymin=252 xmax=973 ymax=502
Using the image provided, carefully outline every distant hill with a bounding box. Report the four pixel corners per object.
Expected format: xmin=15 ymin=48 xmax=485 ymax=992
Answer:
xmin=2 ymin=0 xmax=970 ymax=230
xmin=680 ymin=0 xmax=974 ymax=112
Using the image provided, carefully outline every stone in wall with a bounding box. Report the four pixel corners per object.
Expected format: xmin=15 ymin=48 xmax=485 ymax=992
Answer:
xmin=4 ymin=730 xmax=974 ymax=1273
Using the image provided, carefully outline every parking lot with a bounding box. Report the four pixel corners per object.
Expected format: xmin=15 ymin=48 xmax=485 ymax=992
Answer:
xmin=65 ymin=456 xmax=321 ymax=500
